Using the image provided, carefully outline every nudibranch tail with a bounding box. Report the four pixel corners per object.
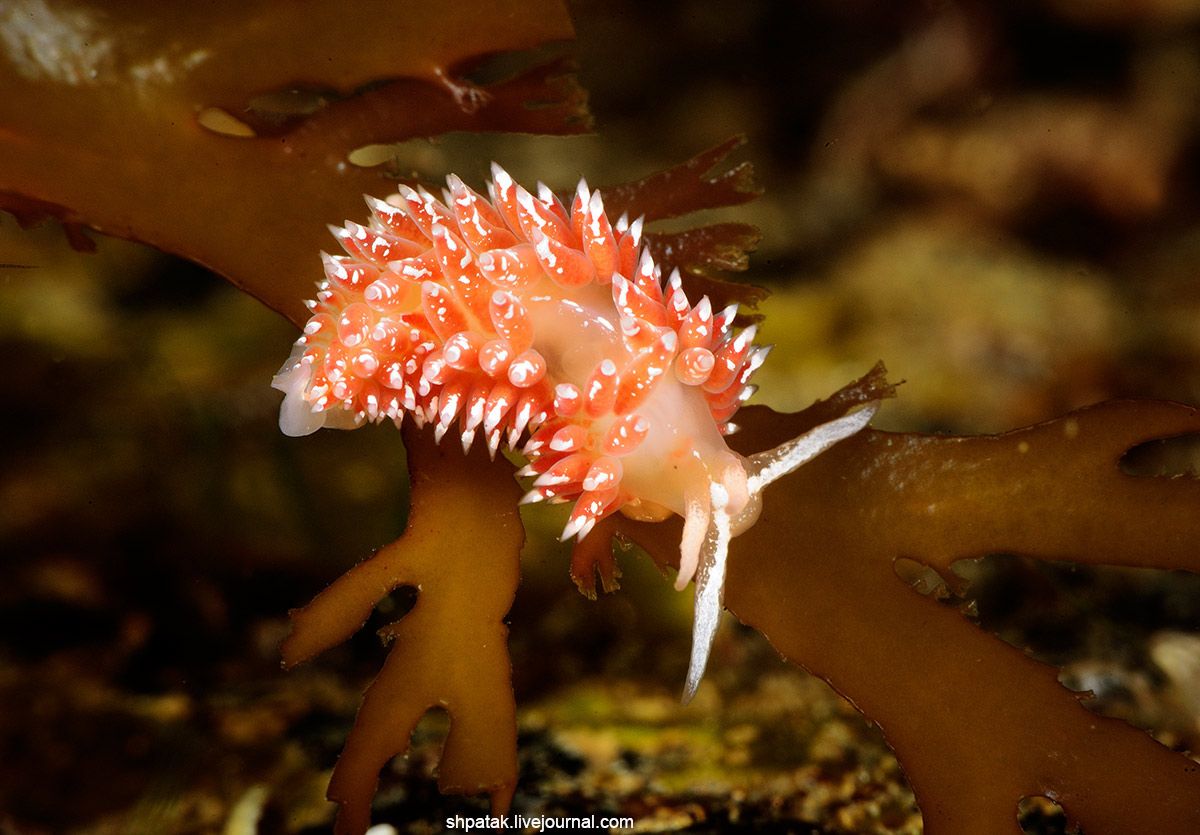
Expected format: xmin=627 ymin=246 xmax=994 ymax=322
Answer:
xmin=275 ymin=164 xmax=881 ymax=700
xmin=680 ymin=400 xmax=880 ymax=704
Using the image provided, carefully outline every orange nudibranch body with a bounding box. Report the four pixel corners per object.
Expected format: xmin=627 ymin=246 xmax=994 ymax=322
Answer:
xmin=274 ymin=165 xmax=878 ymax=700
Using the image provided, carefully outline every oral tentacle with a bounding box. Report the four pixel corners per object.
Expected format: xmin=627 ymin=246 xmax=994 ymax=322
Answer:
xmin=745 ymin=401 xmax=880 ymax=495
xmin=682 ymin=481 xmax=733 ymax=704
xmin=681 ymin=401 xmax=881 ymax=704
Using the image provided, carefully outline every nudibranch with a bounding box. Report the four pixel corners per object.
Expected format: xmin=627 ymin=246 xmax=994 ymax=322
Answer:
xmin=273 ymin=165 xmax=878 ymax=701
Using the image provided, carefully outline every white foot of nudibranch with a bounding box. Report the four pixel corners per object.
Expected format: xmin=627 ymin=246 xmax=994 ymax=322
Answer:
xmin=681 ymin=400 xmax=881 ymax=704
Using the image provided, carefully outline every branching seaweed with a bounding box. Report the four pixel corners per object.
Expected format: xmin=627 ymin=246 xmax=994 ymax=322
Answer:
xmin=282 ymin=428 xmax=525 ymax=833
xmin=622 ymin=370 xmax=1200 ymax=835
xmin=0 ymin=0 xmax=587 ymax=323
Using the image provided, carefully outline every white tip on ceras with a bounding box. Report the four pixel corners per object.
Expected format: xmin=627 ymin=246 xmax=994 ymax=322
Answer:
xmin=628 ymin=216 xmax=644 ymax=247
xmin=559 ymin=513 xmax=588 ymax=542
xmin=363 ymin=194 xmax=390 ymax=215
xmin=486 ymin=428 xmax=503 ymax=460
xmin=490 ymin=162 xmax=514 ymax=192
xmin=679 ymin=400 xmax=882 ymax=705
xmin=518 ymin=488 xmax=544 ymax=506
xmin=434 ymin=416 xmax=451 ymax=444
xmin=507 ymin=399 xmax=535 ymax=449
xmin=588 ymin=189 xmax=605 ymax=222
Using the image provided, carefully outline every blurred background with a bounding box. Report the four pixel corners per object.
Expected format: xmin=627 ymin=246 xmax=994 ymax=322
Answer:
xmin=4 ymin=1 xmax=1200 ymax=832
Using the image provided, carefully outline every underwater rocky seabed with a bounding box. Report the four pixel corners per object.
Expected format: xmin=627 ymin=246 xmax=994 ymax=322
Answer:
xmin=6 ymin=0 xmax=1200 ymax=833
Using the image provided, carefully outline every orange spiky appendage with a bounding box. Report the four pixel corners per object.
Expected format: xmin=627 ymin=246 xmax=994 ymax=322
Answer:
xmin=274 ymin=165 xmax=879 ymax=699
